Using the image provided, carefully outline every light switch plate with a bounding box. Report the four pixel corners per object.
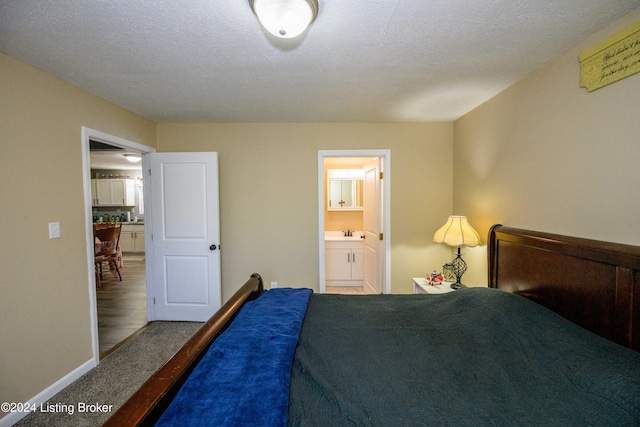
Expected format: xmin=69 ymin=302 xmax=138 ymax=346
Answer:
xmin=48 ymin=222 xmax=61 ymax=239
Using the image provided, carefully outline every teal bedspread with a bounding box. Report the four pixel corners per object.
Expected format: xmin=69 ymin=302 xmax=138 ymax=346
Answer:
xmin=288 ymin=288 xmax=640 ymax=426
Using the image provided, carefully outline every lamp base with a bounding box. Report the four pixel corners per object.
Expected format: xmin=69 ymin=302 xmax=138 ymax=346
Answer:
xmin=449 ymin=246 xmax=468 ymax=290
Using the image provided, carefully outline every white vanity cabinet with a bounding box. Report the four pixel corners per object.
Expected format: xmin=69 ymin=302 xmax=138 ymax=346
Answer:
xmin=325 ymin=240 xmax=364 ymax=285
xmin=91 ymin=179 xmax=135 ymax=206
xmin=120 ymin=224 xmax=145 ymax=253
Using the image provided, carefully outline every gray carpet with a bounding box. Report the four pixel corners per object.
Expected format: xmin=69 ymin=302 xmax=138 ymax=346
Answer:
xmin=15 ymin=321 xmax=203 ymax=427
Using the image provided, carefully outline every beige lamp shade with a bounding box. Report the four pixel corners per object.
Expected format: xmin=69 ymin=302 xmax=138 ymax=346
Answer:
xmin=433 ymin=216 xmax=481 ymax=247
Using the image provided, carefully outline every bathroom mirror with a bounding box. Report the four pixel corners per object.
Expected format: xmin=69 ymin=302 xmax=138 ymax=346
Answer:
xmin=327 ymin=169 xmax=364 ymax=211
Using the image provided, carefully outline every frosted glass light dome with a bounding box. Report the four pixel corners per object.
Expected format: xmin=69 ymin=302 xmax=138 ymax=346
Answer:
xmin=250 ymin=0 xmax=319 ymax=39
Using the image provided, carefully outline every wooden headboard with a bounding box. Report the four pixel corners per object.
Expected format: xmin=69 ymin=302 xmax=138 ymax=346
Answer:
xmin=488 ymin=224 xmax=640 ymax=351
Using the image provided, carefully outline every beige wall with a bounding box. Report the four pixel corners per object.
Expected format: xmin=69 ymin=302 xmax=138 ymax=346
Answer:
xmin=454 ymin=8 xmax=640 ymax=287
xmin=6 ymin=6 xmax=639 ymax=417
xmin=1 ymin=51 xmax=453 ymax=414
xmin=156 ymin=122 xmax=454 ymax=300
xmin=0 ymin=52 xmax=156 ymax=408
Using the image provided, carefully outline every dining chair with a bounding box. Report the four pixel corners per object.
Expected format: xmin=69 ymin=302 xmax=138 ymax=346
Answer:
xmin=94 ymin=223 xmax=122 ymax=287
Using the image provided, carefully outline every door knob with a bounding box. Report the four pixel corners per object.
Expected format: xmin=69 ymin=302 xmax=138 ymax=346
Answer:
xmin=209 ymin=244 xmax=218 ymax=251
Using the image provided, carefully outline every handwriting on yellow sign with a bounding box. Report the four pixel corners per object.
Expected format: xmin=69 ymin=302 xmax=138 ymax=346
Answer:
xmin=580 ymin=19 xmax=640 ymax=92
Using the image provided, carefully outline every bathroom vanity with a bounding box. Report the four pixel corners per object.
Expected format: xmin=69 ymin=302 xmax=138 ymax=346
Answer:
xmin=325 ymin=231 xmax=364 ymax=286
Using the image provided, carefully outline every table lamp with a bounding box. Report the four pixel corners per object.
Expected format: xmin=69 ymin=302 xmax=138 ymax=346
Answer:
xmin=433 ymin=216 xmax=481 ymax=289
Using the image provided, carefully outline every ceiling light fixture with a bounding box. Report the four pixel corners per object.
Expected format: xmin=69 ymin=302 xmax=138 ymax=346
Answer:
xmin=249 ymin=0 xmax=319 ymax=39
xmin=124 ymin=154 xmax=141 ymax=163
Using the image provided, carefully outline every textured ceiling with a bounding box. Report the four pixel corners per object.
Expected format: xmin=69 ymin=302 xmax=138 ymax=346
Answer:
xmin=1 ymin=0 xmax=639 ymax=122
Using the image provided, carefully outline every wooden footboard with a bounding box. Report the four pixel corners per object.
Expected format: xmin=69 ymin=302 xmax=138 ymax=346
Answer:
xmin=488 ymin=225 xmax=640 ymax=351
xmin=103 ymin=273 xmax=264 ymax=427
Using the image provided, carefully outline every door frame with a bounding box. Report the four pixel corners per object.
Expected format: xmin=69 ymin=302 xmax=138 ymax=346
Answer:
xmin=81 ymin=127 xmax=155 ymax=365
xmin=318 ymin=149 xmax=391 ymax=294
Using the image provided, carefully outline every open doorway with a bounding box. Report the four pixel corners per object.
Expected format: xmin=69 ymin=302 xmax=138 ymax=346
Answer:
xmin=318 ymin=150 xmax=391 ymax=294
xmin=81 ymin=127 xmax=155 ymax=363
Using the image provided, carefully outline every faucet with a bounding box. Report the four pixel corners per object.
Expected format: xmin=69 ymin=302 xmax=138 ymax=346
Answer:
xmin=343 ymin=229 xmax=353 ymax=237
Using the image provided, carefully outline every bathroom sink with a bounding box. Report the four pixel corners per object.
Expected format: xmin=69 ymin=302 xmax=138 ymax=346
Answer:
xmin=324 ymin=231 xmax=364 ymax=241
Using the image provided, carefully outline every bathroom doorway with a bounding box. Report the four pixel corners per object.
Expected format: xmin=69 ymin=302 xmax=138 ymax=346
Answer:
xmin=318 ymin=150 xmax=391 ymax=294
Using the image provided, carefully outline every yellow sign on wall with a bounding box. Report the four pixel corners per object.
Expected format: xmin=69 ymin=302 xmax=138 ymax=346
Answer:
xmin=580 ymin=19 xmax=640 ymax=92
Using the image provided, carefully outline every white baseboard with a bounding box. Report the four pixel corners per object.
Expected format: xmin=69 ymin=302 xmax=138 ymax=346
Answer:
xmin=0 ymin=358 xmax=95 ymax=427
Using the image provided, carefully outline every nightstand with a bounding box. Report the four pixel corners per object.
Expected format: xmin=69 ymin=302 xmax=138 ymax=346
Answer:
xmin=412 ymin=277 xmax=456 ymax=294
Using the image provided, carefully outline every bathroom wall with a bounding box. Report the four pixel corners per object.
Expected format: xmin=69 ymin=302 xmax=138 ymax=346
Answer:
xmin=324 ymin=157 xmax=371 ymax=231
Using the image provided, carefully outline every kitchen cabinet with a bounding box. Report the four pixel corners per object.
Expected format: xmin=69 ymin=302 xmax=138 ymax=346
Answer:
xmin=91 ymin=179 xmax=135 ymax=206
xmin=120 ymin=224 xmax=145 ymax=253
xmin=325 ymin=240 xmax=363 ymax=285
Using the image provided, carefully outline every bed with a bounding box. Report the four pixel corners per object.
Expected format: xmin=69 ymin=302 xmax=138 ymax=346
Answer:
xmin=103 ymin=225 xmax=640 ymax=426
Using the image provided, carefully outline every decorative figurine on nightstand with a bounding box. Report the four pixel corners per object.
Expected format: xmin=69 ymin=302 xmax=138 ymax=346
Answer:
xmin=426 ymin=270 xmax=444 ymax=285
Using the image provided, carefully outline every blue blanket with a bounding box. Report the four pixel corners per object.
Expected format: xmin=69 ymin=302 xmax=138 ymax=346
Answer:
xmin=156 ymin=288 xmax=312 ymax=427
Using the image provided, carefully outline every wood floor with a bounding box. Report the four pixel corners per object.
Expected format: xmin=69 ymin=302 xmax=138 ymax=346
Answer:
xmin=96 ymin=256 xmax=147 ymax=358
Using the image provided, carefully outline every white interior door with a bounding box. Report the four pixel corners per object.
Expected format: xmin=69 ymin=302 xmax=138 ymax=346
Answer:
xmin=363 ymin=159 xmax=382 ymax=294
xmin=149 ymin=152 xmax=221 ymax=321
